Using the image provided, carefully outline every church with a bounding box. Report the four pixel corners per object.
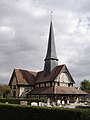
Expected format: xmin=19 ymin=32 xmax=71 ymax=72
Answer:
xmin=9 ymin=19 xmax=87 ymax=104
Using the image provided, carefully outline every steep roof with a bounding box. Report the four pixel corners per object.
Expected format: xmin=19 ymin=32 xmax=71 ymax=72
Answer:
xmin=27 ymin=86 xmax=87 ymax=95
xmin=9 ymin=69 xmax=37 ymax=86
xmin=44 ymin=21 xmax=58 ymax=61
xmin=44 ymin=21 xmax=58 ymax=76
xmin=35 ymin=64 xmax=75 ymax=84
xmin=9 ymin=64 xmax=75 ymax=86
xmin=35 ymin=65 xmax=63 ymax=83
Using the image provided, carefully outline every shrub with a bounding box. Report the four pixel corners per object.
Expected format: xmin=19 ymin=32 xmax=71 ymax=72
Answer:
xmin=0 ymin=104 xmax=90 ymax=120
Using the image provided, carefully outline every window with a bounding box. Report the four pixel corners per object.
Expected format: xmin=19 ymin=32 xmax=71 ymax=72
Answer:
xmin=68 ymin=84 xmax=70 ymax=87
xmin=36 ymin=84 xmax=39 ymax=88
xmin=68 ymin=84 xmax=73 ymax=87
xmin=40 ymin=83 xmax=45 ymax=87
xmin=46 ymin=82 xmax=50 ymax=87
xmin=52 ymin=82 xmax=54 ymax=86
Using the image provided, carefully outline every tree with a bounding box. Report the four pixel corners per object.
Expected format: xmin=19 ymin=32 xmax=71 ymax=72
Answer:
xmin=0 ymin=84 xmax=11 ymax=98
xmin=80 ymin=79 xmax=90 ymax=90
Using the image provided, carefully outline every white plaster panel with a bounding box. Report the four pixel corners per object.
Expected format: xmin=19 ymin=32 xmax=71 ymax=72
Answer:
xmin=11 ymin=77 xmax=17 ymax=85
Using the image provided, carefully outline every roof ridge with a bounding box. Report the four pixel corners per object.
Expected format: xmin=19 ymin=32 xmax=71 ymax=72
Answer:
xmin=15 ymin=68 xmax=37 ymax=74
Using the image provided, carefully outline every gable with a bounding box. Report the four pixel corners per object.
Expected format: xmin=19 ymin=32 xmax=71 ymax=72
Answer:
xmin=9 ymin=69 xmax=37 ymax=86
xmin=55 ymin=65 xmax=75 ymax=84
xmin=9 ymin=69 xmax=17 ymax=86
xmin=11 ymin=76 xmax=17 ymax=86
xmin=35 ymin=64 xmax=75 ymax=84
xmin=60 ymin=73 xmax=70 ymax=83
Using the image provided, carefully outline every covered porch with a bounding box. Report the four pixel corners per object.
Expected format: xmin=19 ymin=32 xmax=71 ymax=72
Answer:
xmin=27 ymin=86 xmax=87 ymax=105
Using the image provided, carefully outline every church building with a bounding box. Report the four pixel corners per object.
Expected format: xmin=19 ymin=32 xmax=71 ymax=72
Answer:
xmin=9 ymin=19 xmax=87 ymax=103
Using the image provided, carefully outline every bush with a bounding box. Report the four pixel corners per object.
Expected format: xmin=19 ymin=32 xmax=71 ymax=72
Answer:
xmin=0 ymin=104 xmax=90 ymax=120
xmin=0 ymin=93 xmax=3 ymax=99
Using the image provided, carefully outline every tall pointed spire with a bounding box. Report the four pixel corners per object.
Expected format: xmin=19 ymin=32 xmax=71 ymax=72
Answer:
xmin=44 ymin=17 xmax=58 ymax=76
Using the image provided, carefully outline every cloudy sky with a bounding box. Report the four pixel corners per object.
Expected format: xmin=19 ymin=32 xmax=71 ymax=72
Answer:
xmin=0 ymin=0 xmax=90 ymax=86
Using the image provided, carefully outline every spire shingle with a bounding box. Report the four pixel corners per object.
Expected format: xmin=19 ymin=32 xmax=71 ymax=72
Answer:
xmin=44 ymin=21 xmax=58 ymax=76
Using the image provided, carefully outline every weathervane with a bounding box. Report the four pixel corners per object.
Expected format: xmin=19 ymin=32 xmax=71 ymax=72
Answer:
xmin=50 ymin=11 xmax=53 ymax=21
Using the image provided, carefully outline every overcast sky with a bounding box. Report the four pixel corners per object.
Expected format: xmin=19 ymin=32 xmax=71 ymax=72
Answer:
xmin=0 ymin=0 xmax=90 ymax=86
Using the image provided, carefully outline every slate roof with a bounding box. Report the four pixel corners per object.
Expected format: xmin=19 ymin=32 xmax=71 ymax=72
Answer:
xmin=44 ymin=21 xmax=58 ymax=76
xmin=27 ymin=86 xmax=87 ymax=95
xmin=44 ymin=21 xmax=58 ymax=61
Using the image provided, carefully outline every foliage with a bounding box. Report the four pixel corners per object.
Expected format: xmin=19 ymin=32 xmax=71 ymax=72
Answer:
xmin=0 ymin=84 xmax=11 ymax=98
xmin=0 ymin=104 xmax=90 ymax=120
xmin=0 ymin=93 xmax=3 ymax=99
xmin=80 ymin=80 xmax=90 ymax=90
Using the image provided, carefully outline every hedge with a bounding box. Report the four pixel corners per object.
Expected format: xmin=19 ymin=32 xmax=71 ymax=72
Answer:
xmin=0 ymin=93 xmax=3 ymax=98
xmin=0 ymin=104 xmax=90 ymax=120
